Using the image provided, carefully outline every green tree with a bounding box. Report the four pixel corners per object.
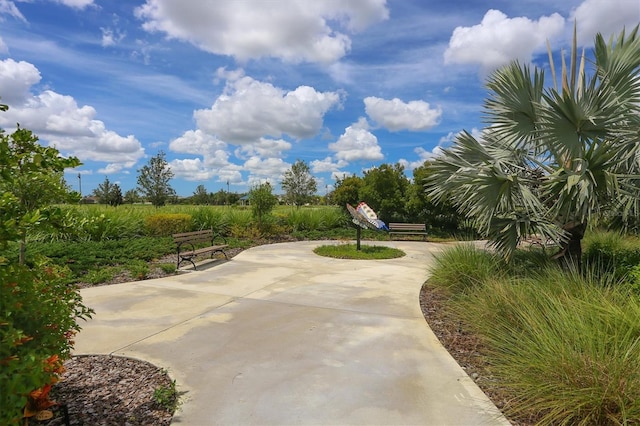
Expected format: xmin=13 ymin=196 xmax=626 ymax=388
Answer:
xmin=359 ymin=163 xmax=410 ymax=223
xmin=93 ymin=177 xmax=122 ymax=206
xmin=427 ymin=26 xmax=640 ymax=265
xmin=123 ymin=188 xmax=141 ymax=204
xmin=407 ymin=161 xmax=462 ymax=234
xmin=192 ymin=184 xmax=210 ymax=205
xmin=249 ymin=182 xmax=278 ymax=228
xmin=331 ymin=175 xmax=363 ymax=209
xmin=0 ymin=125 xmax=81 ymax=263
xmin=136 ymin=151 xmax=175 ymax=208
xmin=110 ymin=183 xmax=123 ymax=207
xmin=281 ymin=159 xmax=317 ymax=208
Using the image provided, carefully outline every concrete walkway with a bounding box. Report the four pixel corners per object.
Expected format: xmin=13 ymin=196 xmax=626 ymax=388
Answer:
xmin=74 ymin=240 xmax=509 ymax=425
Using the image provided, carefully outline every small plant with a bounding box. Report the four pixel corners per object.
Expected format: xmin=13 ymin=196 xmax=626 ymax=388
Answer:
xmin=126 ymin=260 xmax=149 ymax=280
xmin=158 ymin=263 xmax=176 ymax=274
xmin=83 ymin=266 xmax=119 ymax=284
xmin=153 ymin=379 xmax=181 ymax=413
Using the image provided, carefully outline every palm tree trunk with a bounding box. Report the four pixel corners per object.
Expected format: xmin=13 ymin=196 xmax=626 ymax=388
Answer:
xmin=553 ymin=221 xmax=587 ymax=270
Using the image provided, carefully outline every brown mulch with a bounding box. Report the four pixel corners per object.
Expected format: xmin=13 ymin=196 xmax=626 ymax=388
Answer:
xmin=38 ymin=242 xmax=533 ymax=425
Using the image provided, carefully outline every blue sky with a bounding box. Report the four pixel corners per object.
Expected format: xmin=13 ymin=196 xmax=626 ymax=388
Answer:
xmin=0 ymin=0 xmax=637 ymax=197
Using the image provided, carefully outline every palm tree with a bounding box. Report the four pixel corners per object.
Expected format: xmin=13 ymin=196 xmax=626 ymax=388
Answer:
xmin=427 ymin=25 xmax=640 ymax=267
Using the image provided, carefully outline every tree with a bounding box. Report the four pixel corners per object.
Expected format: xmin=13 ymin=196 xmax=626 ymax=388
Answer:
xmin=123 ymin=189 xmax=141 ymax=204
xmin=359 ymin=163 xmax=410 ymax=223
xmin=192 ymin=184 xmax=210 ymax=205
xmin=249 ymin=182 xmax=278 ymax=227
xmin=281 ymin=160 xmax=317 ymax=207
xmin=110 ymin=184 xmax=123 ymax=207
xmin=427 ymin=26 xmax=640 ymax=266
xmin=406 ymin=161 xmax=463 ymax=234
xmin=136 ymin=151 xmax=175 ymax=207
xmin=331 ymin=175 xmax=363 ymax=209
xmin=0 ymin=125 xmax=81 ymax=263
xmin=93 ymin=177 xmax=122 ymax=206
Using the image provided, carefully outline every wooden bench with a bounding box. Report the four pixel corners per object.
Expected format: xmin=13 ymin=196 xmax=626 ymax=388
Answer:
xmin=172 ymin=229 xmax=229 ymax=270
xmin=388 ymin=223 xmax=428 ymax=240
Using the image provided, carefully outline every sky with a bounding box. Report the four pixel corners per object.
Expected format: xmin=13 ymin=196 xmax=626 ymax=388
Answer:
xmin=0 ymin=0 xmax=638 ymax=197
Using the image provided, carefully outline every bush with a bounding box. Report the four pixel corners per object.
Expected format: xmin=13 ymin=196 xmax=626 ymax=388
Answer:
xmin=456 ymin=269 xmax=640 ymax=425
xmin=191 ymin=207 xmax=227 ymax=233
xmin=0 ymin=259 xmax=93 ymax=424
xmin=144 ymin=214 xmax=193 ymax=237
xmin=583 ymin=230 xmax=640 ymax=285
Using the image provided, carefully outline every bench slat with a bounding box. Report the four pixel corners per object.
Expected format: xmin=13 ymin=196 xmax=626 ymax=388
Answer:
xmin=388 ymin=223 xmax=428 ymax=240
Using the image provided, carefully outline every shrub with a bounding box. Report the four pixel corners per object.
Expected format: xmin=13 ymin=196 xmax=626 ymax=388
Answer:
xmin=191 ymin=207 xmax=227 ymax=233
xmin=0 ymin=259 xmax=93 ymax=424
xmin=144 ymin=214 xmax=193 ymax=237
xmin=583 ymin=230 xmax=640 ymax=284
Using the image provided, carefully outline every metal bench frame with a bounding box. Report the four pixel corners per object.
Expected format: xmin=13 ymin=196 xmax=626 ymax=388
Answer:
xmin=388 ymin=223 xmax=428 ymax=240
xmin=173 ymin=229 xmax=228 ymax=270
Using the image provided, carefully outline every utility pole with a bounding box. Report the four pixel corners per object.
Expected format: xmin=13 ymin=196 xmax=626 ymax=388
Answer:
xmin=78 ymin=173 xmax=82 ymax=197
xmin=226 ymin=180 xmax=230 ymax=206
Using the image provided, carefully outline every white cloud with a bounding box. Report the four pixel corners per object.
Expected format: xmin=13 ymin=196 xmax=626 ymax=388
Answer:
xmin=311 ymin=156 xmax=348 ymax=173
xmin=194 ymin=73 xmax=341 ymax=144
xmin=571 ymin=0 xmax=640 ymax=45
xmin=50 ymin=0 xmax=94 ymax=9
xmin=0 ymin=37 xmax=7 ymax=54
xmin=0 ymin=58 xmax=145 ymax=171
xmin=168 ymin=158 xmax=218 ymax=181
xmin=0 ymin=0 xmax=26 ymax=21
xmin=444 ymin=9 xmax=565 ymax=72
xmin=329 ymin=117 xmax=384 ymax=162
xmin=364 ymin=97 xmax=441 ymax=131
xmin=134 ymin=0 xmax=388 ymax=64
xmin=235 ymin=138 xmax=292 ymax=160
xmin=243 ymin=156 xmax=290 ymax=185
xmin=101 ymin=27 xmax=125 ymax=47
xmin=0 ymin=58 xmax=41 ymax=104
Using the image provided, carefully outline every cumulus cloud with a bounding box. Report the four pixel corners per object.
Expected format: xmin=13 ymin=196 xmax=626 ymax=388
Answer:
xmin=168 ymin=158 xmax=218 ymax=181
xmin=134 ymin=0 xmax=388 ymax=64
xmin=571 ymin=0 xmax=640 ymax=45
xmin=444 ymin=9 xmax=564 ymax=72
xmin=243 ymin=156 xmax=290 ymax=184
xmin=329 ymin=117 xmax=384 ymax=162
xmin=364 ymin=97 xmax=441 ymax=131
xmin=311 ymin=156 xmax=348 ymax=173
xmin=0 ymin=59 xmax=41 ymax=104
xmin=0 ymin=58 xmax=145 ymax=172
xmin=235 ymin=138 xmax=292 ymax=160
xmin=195 ymin=72 xmax=341 ymax=144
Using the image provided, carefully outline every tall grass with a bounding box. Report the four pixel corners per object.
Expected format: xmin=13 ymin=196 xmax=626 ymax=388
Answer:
xmin=286 ymin=207 xmax=347 ymax=232
xmin=428 ymin=244 xmax=506 ymax=293
xmin=428 ymin=244 xmax=640 ymax=425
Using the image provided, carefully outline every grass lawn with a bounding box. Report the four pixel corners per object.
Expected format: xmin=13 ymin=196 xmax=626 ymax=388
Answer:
xmin=313 ymin=243 xmax=405 ymax=260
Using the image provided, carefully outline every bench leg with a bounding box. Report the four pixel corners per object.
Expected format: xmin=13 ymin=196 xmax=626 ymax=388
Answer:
xmin=177 ymin=256 xmax=198 ymax=270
